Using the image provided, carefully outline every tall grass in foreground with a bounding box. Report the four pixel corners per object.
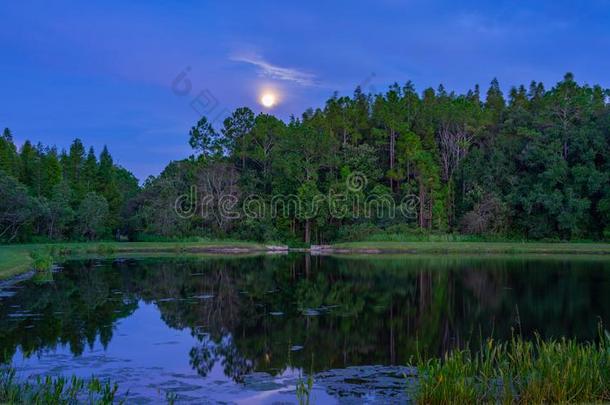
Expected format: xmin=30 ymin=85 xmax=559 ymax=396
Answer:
xmin=414 ymin=332 xmax=610 ymax=404
xmin=0 ymin=368 xmax=121 ymax=404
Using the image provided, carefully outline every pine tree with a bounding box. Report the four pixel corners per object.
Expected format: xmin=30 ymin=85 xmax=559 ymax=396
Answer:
xmin=66 ymin=139 xmax=86 ymax=201
xmin=41 ymin=146 xmax=62 ymax=198
xmin=19 ymin=141 xmax=41 ymax=195
xmin=98 ymin=146 xmax=121 ymax=233
xmin=0 ymin=128 xmax=19 ymax=177
xmin=83 ymin=146 xmax=98 ymax=192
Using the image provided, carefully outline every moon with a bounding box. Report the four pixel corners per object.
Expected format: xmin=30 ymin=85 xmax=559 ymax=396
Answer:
xmin=260 ymin=92 xmax=277 ymax=108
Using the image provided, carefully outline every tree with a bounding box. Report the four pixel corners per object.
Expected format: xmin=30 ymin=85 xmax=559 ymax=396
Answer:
xmin=195 ymin=162 xmax=240 ymax=233
xmin=97 ymin=146 xmax=113 ymax=188
xmin=189 ymin=116 xmax=222 ymax=158
xmin=132 ymin=161 xmax=195 ymax=238
xmin=0 ymin=171 xmax=36 ymax=242
xmin=2 ymin=128 xmax=13 ymax=143
xmin=41 ymin=147 xmax=62 ymax=198
xmin=76 ymin=192 xmax=109 ymax=240
xmin=435 ymin=95 xmax=480 ymax=183
xmin=275 ymin=114 xmax=336 ymax=242
xmin=242 ymin=113 xmax=286 ymax=194
xmin=65 ymin=139 xmax=86 ymax=201
xmin=83 ymin=146 xmax=98 ymax=192
xmin=324 ymin=93 xmax=354 ymax=146
xmin=348 ymin=86 xmax=372 ymax=145
xmin=47 ymin=180 xmax=75 ymax=239
xmin=0 ymin=128 xmax=19 ymax=178
xmin=221 ymin=107 xmax=255 ymax=168
xmin=372 ymin=84 xmax=407 ymax=192
xmin=19 ymin=140 xmax=42 ymax=195
xmin=397 ymin=129 xmax=444 ymax=229
xmin=485 ymin=78 xmax=505 ymax=127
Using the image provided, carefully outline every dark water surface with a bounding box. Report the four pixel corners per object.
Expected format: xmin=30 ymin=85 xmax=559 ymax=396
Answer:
xmin=1 ymin=254 xmax=610 ymax=403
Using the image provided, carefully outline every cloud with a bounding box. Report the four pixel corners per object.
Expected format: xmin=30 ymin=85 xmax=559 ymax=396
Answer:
xmin=230 ymin=53 xmax=316 ymax=86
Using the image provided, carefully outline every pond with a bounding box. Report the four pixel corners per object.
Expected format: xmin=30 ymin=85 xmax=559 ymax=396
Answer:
xmin=1 ymin=254 xmax=610 ymax=403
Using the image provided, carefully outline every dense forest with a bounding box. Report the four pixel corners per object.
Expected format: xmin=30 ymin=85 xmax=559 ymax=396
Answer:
xmin=1 ymin=73 xmax=610 ymax=244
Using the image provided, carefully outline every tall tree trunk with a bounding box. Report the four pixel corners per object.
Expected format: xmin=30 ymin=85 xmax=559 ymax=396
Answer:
xmin=389 ymin=129 xmax=396 ymax=192
xmin=428 ymin=194 xmax=433 ymax=229
xmin=419 ymin=178 xmax=425 ymax=229
xmin=304 ymin=219 xmax=311 ymax=244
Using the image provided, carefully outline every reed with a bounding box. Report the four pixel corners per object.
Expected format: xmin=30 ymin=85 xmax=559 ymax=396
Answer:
xmin=413 ymin=331 xmax=610 ymax=404
xmin=0 ymin=367 xmax=121 ymax=404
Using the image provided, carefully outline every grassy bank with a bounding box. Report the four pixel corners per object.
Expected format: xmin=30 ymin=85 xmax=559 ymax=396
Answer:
xmin=413 ymin=332 xmax=610 ymax=403
xmin=331 ymin=241 xmax=610 ymax=255
xmin=4 ymin=240 xmax=610 ymax=280
xmin=0 ymin=241 xmax=267 ymax=279
xmin=0 ymin=247 xmax=33 ymax=280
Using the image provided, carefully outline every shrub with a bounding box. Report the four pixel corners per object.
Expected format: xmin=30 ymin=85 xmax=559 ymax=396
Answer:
xmin=29 ymin=251 xmax=53 ymax=272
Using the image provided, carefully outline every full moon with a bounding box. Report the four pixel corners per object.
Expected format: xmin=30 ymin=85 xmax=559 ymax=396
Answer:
xmin=260 ymin=92 xmax=277 ymax=108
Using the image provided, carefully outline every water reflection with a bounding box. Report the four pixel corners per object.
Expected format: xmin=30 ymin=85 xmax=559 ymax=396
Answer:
xmin=1 ymin=254 xmax=609 ymax=401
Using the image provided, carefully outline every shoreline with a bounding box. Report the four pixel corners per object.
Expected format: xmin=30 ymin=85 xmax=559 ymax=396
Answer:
xmin=3 ymin=240 xmax=610 ymax=280
xmin=0 ymin=242 xmax=278 ymax=279
xmin=325 ymin=241 xmax=610 ymax=255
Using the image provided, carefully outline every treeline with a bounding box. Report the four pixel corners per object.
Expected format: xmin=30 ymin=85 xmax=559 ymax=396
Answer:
xmin=2 ymin=73 xmax=610 ymax=243
xmin=0 ymin=131 xmax=138 ymax=242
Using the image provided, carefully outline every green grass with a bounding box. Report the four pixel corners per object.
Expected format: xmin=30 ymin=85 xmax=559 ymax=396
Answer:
xmin=0 ymin=246 xmax=33 ymax=280
xmin=332 ymin=241 xmax=610 ymax=254
xmin=413 ymin=331 xmax=610 ymax=404
xmin=0 ymin=240 xmax=267 ymax=279
xmin=0 ymin=367 xmax=121 ymax=404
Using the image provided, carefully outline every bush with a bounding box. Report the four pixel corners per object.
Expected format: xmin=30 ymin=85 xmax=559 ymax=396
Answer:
xmin=29 ymin=251 xmax=53 ymax=272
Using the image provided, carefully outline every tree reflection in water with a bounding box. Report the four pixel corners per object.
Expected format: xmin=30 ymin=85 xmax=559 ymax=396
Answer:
xmin=1 ymin=254 xmax=609 ymax=383
xmin=190 ymin=334 xmax=254 ymax=382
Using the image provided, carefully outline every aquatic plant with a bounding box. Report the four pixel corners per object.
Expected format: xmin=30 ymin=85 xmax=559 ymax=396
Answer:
xmin=0 ymin=367 xmax=122 ymax=404
xmin=295 ymin=373 xmax=314 ymax=405
xmin=413 ymin=330 xmax=610 ymax=404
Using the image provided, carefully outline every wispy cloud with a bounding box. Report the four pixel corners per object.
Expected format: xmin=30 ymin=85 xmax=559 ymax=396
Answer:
xmin=230 ymin=52 xmax=316 ymax=86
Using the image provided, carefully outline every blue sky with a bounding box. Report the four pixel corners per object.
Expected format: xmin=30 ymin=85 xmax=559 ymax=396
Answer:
xmin=1 ymin=0 xmax=609 ymax=180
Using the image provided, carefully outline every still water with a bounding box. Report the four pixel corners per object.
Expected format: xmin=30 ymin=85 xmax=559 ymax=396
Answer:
xmin=1 ymin=254 xmax=610 ymax=403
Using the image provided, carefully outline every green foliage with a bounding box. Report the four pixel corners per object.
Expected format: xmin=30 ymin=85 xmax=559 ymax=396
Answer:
xmin=0 ymin=135 xmax=137 ymax=242
xmin=29 ymin=251 xmax=53 ymax=272
xmin=0 ymin=171 xmax=37 ymax=242
xmin=46 ymin=180 xmax=75 ymax=240
xmin=295 ymin=373 xmax=314 ymax=405
xmin=1 ymin=72 xmax=610 ymax=243
xmin=413 ymin=331 xmax=610 ymax=404
xmin=76 ymin=192 xmax=109 ymax=240
xmin=0 ymin=367 xmax=121 ymax=404
xmin=0 ymin=129 xmax=19 ymax=178
xmin=189 ymin=116 xmax=222 ymax=158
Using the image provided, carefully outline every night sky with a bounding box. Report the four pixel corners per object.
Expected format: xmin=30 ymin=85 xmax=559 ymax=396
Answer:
xmin=1 ymin=0 xmax=609 ymax=180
